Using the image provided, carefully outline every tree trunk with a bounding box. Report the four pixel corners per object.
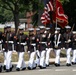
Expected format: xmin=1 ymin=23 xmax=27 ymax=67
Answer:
xmin=13 ymin=4 xmax=19 ymax=33
xmin=38 ymin=0 xmax=43 ymax=26
xmin=13 ymin=12 xmax=19 ymax=33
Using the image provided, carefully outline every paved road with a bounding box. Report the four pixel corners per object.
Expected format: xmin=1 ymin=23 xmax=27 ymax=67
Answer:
xmin=0 ymin=63 xmax=76 ymax=75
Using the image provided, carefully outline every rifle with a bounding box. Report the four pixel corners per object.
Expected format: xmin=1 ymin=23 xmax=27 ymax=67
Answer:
xmin=66 ymin=24 xmax=75 ymax=43
xmin=71 ymin=23 xmax=75 ymax=32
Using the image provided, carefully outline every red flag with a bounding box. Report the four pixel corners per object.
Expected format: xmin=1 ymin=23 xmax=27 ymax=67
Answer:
xmin=41 ymin=0 xmax=53 ymax=25
xmin=41 ymin=7 xmax=51 ymax=25
xmin=53 ymin=0 xmax=68 ymax=28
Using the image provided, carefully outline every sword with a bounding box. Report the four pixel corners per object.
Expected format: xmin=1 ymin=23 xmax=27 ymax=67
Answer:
xmin=32 ymin=44 xmax=40 ymax=58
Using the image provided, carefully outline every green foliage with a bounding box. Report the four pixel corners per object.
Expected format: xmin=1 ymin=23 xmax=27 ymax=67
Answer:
xmin=60 ymin=0 xmax=69 ymax=3
xmin=0 ymin=0 xmax=42 ymax=24
xmin=62 ymin=0 xmax=76 ymax=30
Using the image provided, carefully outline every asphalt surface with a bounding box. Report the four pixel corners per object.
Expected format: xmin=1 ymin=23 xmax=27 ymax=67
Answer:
xmin=0 ymin=62 xmax=76 ymax=75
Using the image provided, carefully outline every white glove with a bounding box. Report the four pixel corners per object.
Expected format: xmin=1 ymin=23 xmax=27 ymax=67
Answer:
xmin=46 ymin=48 xmax=48 ymax=51
xmin=36 ymin=50 xmax=39 ymax=53
xmin=0 ymin=41 xmax=2 ymax=44
xmin=28 ymin=51 xmax=30 ymax=54
xmin=3 ymin=48 xmax=5 ymax=51
xmin=68 ymin=39 xmax=71 ymax=43
xmin=63 ymin=47 xmax=65 ymax=50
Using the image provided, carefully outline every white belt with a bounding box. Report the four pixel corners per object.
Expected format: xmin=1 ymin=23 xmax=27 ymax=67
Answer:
xmin=65 ymin=39 xmax=71 ymax=43
xmin=39 ymin=42 xmax=46 ymax=44
xmin=17 ymin=42 xmax=27 ymax=45
xmin=6 ymin=41 xmax=13 ymax=44
xmin=0 ymin=41 xmax=2 ymax=44
xmin=31 ymin=43 xmax=36 ymax=46
xmin=54 ymin=41 xmax=61 ymax=44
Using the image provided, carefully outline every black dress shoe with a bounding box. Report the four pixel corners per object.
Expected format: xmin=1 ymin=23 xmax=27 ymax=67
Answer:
xmin=38 ymin=65 xmax=41 ymax=67
xmin=55 ymin=63 xmax=57 ymax=66
xmin=6 ymin=69 xmax=10 ymax=72
xmin=27 ymin=67 xmax=32 ymax=70
xmin=36 ymin=64 xmax=37 ymax=67
xmin=40 ymin=66 xmax=46 ymax=69
xmin=46 ymin=64 xmax=49 ymax=67
xmin=57 ymin=64 xmax=60 ymax=66
xmin=72 ymin=62 xmax=76 ymax=65
xmin=0 ymin=66 xmax=2 ymax=72
xmin=16 ymin=68 xmax=20 ymax=71
xmin=22 ymin=67 xmax=26 ymax=70
xmin=43 ymin=67 xmax=46 ymax=69
xmin=32 ymin=67 xmax=36 ymax=70
xmin=66 ymin=63 xmax=71 ymax=66
xmin=55 ymin=63 xmax=60 ymax=67
xmin=41 ymin=67 xmax=46 ymax=69
xmin=3 ymin=65 xmax=6 ymax=70
xmin=10 ymin=65 xmax=14 ymax=71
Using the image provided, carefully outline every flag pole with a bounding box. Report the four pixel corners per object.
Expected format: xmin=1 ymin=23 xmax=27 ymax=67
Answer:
xmin=56 ymin=18 xmax=57 ymax=30
xmin=55 ymin=0 xmax=57 ymax=30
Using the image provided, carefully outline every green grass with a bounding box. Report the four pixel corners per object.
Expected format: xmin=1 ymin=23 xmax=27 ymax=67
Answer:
xmin=12 ymin=52 xmax=29 ymax=62
xmin=0 ymin=52 xmax=29 ymax=63
xmin=0 ymin=28 xmax=4 ymax=32
xmin=24 ymin=31 xmax=29 ymax=35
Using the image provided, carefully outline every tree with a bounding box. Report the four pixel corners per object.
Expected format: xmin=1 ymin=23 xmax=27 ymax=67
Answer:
xmin=0 ymin=0 xmax=40 ymax=32
xmin=0 ymin=7 xmax=6 ymax=23
xmin=61 ymin=0 xmax=76 ymax=30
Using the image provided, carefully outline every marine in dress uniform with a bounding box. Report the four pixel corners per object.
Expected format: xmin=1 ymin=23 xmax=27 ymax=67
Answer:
xmin=63 ymin=26 xmax=73 ymax=66
xmin=15 ymin=25 xmax=28 ymax=71
xmin=45 ymin=27 xmax=53 ymax=67
xmin=35 ymin=28 xmax=40 ymax=66
xmin=0 ymin=29 xmax=3 ymax=72
xmin=2 ymin=24 xmax=14 ymax=72
xmin=39 ymin=26 xmax=46 ymax=69
xmin=27 ymin=28 xmax=36 ymax=70
xmin=2 ymin=25 xmax=8 ymax=70
xmin=53 ymin=28 xmax=63 ymax=67
xmin=72 ymin=31 xmax=76 ymax=64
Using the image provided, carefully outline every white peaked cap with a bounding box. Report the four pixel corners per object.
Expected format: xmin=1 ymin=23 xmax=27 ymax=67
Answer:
xmin=4 ymin=25 xmax=7 ymax=28
xmin=36 ymin=28 xmax=40 ymax=31
xmin=39 ymin=26 xmax=45 ymax=29
xmin=28 ymin=28 xmax=34 ymax=31
xmin=46 ymin=27 xmax=50 ymax=30
xmin=18 ymin=25 xmax=24 ymax=30
xmin=6 ymin=24 xmax=11 ymax=28
xmin=65 ymin=25 xmax=71 ymax=29
xmin=55 ymin=27 xmax=61 ymax=30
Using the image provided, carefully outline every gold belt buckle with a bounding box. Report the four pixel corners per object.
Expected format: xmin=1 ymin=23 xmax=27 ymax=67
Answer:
xmin=55 ymin=45 xmax=58 ymax=48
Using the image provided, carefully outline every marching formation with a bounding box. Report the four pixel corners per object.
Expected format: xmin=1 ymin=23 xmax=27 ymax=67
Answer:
xmin=0 ymin=24 xmax=76 ymax=73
